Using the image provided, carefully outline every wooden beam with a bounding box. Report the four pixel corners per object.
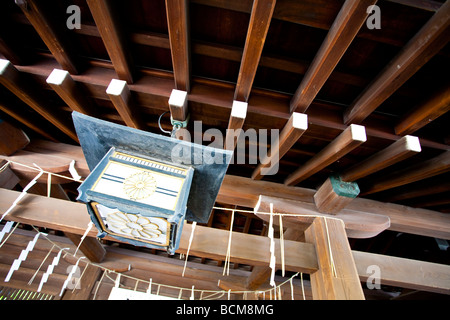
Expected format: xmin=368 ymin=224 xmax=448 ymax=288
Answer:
xmin=344 ymin=0 xmax=450 ymax=124
xmin=246 ymin=228 xmax=304 ymax=290
xmin=305 ymin=217 xmax=365 ymax=300
xmin=234 ymin=0 xmax=276 ymax=102
xmin=0 ymin=120 xmax=29 ymax=156
xmin=86 ymin=0 xmax=134 ymax=83
xmin=61 ymin=264 xmax=102 ymax=300
xmin=46 ymin=69 xmax=93 ymax=115
xmin=64 ymin=233 xmax=106 ymax=263
xmin=313 ymin=175 xmax=359 ymax=214
xmin=284 ymin=124 xmax=367 ymax=186
xmin=0 ymin=160 xmax=19 ymax=189
xmin=224 ymin=100 xmax=248 ymax=151
xmin=0 ymin=188 xmax=319 ymax=274
xmin=3 ymin=139 xmax=449 ymax=240
xmin=15 ymin=0 xmax=78 ymax=74
xmin=0 ymin=59 xmax=78 ymax=142
xmin=353 ymin=250 xmax=450 ymax=294
xmin=290 ymin=0 xmax=377 ymax=113
xmin=361 ymin=150 xmax=450 ymax=195
xmin=1 ymin=188 xmax=449 ymax=295
xmin=305 ymin=218 xmax=364 ymax=300
xmin=255 ymin=194 xmax=390 ymax=239
xmin=252 ymin=112 xmax=308 ymax=180
xmin=395 ymin=85 xmax=450 ymax=135
xmin=340 ymin=135 xmax=422 ymax=182
xmin=165 ymin=0 xmax=191 ymax=91
xmin=106 ymin=79 xmax=143 ymax=130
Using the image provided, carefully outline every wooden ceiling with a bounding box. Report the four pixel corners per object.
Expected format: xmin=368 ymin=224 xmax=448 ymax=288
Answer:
xmin=0 ymin=0 xmax=449 ymax=299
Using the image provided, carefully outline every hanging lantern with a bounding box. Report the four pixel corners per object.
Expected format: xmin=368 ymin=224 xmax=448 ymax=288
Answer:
xmin=73 ymin=112 xmax=232 ymax=254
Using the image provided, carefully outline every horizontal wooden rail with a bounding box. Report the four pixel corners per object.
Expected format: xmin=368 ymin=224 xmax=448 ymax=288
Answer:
xmin=0 ymin=189 xmax=449 ymax=294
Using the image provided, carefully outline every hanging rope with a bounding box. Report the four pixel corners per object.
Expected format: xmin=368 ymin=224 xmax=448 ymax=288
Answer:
xmin=223 ymin=209 xmax=235 ymax=276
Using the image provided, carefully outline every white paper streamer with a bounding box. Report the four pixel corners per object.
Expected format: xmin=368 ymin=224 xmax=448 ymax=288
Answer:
xmin=223 ymin=210 xmax=235 ymax=276
xmin=268 ymin=203 xmax=276 ymax=287
xmin=190 ymin=285 xmax=195 ymax=300
xmin=0 ymin=221 xmax=14 ymax=243
xmin=69 ymin=160 xmax=82 ymax=181
xmin=37 ymin=247 xmax=69 ymax=292
xmin=182 ymin=221 xmax=196 ymax=277
xmin=146 ymin=278 xmax=152 ymax=294
xmin=5 ymin=232 xmax=43 ymax=282
xmin=73 ymin=221 xmax=94 ymax=256
xmin=0 ymin=170 xmax=44 ymax=222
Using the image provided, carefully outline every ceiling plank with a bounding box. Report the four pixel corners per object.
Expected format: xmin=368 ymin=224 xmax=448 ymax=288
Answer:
xmin=343 ymin=0 xmax=450 ymax=124
xmin=252 ymin=112 xmax=308 ymax=180
xmin=0 ymin=59 xmax=78 ymax=142
xmin=234 ymin=0 xmax=276 ymax=102
xmin=290 ymin=0 xmax=377 ymax=113
xmin=0 ymin=100 xmax=56 ymax=142
xmin=361 ymin=150 xmax=450 ymax=195
xmin=395 ymin=85 xmax=450 ymax=135
xmin=284 ymin=124 xmax=367 ymax=186
xmin=86 ymin=0 xmax=134 ymax=83
xmin=340 ymin=135 xmax=422 ymax=182
xmin=106 ymin=79 xmax=144 ymax=130
xmin=165 ymin=0 xmax=191 ymax=92
xmin=15 ymin=0 xmax=79 ymax=74
xmin=46 ymin=69 xmax=93 ymax=116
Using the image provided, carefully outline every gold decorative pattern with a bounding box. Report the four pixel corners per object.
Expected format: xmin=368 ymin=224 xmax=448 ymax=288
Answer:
xmin=106 ymin=211 xmax=162 ymax=240
xmin=123 ymin=171 xmax=157 ymax=200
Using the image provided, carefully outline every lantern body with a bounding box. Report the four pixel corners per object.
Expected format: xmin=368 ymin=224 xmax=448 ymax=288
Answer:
xmin=72 ymin=111 xmax=232 ymax=254
xmin=78 ymin=147 xmax=194 ymax=253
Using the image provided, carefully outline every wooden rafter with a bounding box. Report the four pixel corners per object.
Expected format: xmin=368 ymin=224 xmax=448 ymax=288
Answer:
xmin=46 ymin=69 xmax=93 ymax=116
xmin=165 ymin=0 xmax=191 ymax=92
xmin=395 ymin=84 xmax=450 ymax=135
xmin=234 ymin=0 xmax=276 ymax=102
xmin=252 ymin=112 xmax=308 ymax=180
xmin=340 ymin=135 xmax=422 ymax=182
xmin=224 ymin=100 xmax=248 ymax=151
xmin=284 ymin=124 xmax=367 ymax=186
xmin=15 ymin=0 xmax=79 ymax=74
xmin=290 ymin=0 xmax=377 ymax=113
xmin=344 ymin=0 xmax=450 ymax=124
xmin=0 ymin=60 xmax=78 ymax=142
xmin=106 ymin=79 xmax=144 ymax=130
xmin=86 ymin=0 xmax=134 ymax=83
xmin=361 ymin=150 xmax=450 ymax=195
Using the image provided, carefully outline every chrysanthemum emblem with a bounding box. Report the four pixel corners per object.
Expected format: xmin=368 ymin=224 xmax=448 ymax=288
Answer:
xmin=123 ymin=171 xmax=157 ymax=200
xmin=106 ymin=211 xmax=162 ymax=240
